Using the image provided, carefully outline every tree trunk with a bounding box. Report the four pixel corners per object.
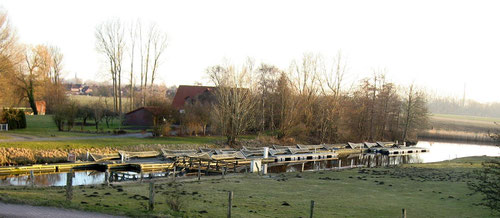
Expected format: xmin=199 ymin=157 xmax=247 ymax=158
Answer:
xmin=27 ymin=83 xmax=38 ymax=115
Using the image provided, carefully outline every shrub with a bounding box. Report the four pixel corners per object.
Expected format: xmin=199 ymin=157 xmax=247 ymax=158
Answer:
xmin=1 ymin=109 xmax=27 ymax=130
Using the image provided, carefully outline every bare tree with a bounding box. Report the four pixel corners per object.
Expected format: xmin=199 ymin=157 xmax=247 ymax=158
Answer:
xmin=95 ymin=20 xmax=125 ymax=114
xmin=207 ymin=61 xmax=257 ymax=146
xmin=401 ymin=84 xmax=428 ymax=142
xmin=138 ymin=22 xmax=168 ymax=106
xmin=128 ymin=21 xmax=137 ymax=111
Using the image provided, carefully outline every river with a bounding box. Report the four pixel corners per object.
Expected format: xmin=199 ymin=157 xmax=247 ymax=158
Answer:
xmin=1 ymin=141 xmax=499 ymax=186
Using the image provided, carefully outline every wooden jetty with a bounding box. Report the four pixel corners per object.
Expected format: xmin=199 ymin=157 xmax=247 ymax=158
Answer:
xmin=374 ymin=147 xmax=430 ymax=156
xmin=1 ymin=141 xmax=428 ymax=178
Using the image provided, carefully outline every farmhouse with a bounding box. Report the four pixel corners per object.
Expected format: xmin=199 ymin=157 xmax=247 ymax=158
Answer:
xmin=172 ymin=85 xmax=216 ymax=110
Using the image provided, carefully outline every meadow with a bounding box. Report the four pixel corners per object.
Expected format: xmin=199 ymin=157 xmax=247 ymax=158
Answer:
xmin=420 ymin=113 xmax=500 ymax=143
xmin=0 ymin=156 xmax=496 ymax=217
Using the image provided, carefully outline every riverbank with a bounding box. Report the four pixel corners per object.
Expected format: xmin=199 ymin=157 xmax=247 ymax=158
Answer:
xmin=0 ymin=156 xmax=497 ymax=217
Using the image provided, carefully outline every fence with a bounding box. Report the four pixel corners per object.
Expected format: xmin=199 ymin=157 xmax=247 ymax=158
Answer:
xmin=0 ymin=124 xmax=7 ymax=131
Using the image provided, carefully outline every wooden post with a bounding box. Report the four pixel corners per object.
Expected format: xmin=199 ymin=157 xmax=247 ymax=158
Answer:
xmin=149 ymin=182 xmax=155 ymax=211
xmin=310 ymin=200 xmax=315 ymax=218
xmin=338 ymin=160 xmax=341 ymax=169
xmin=66 ymin=169 xmax=73 ymax=201
xmin=105 ymin=169 xmax=110 ymax=186
xmin=402 ymin=208 xmax=406 ymax=218
xmin=140 ymin=170 xmax=144 ymax=183
xmin=222 ymin=166 xmax=226 ymax=179
xmin=350 ymin=159 xmax=353 ymax=168
xmin=227 ymin=191 xmax=233 ymax=218
xmin=30 ymin=170 xmax=35 ymax=187
xmin=198 ymin=160 xmax=201 ymax=181
xmin=206 ymin=160 xmax=211 ymax=176
xmin=172 ymin=163 xmax=177 ymax=181
xmin=301 ymin=162 xmax=305 ymax=172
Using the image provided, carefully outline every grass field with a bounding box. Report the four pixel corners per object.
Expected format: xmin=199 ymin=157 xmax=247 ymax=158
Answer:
xmin=422 ymin=114 xmax=500 ymax=143
xmin=0 ymin=156 xmax=497 ymax=217
xmin=429 ymin=113 xmax=500 ymax=133
xmin=0 ymin=115 xmax=134 ymax=138
xmin=69 ymin=95 xmax=131 ymax=109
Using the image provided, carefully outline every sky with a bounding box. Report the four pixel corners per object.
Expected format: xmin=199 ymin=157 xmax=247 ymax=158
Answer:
xmin=1 ymin=0 xmax=499 ymax=103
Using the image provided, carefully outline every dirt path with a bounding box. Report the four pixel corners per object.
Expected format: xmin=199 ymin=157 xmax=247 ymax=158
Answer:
xmin=0 ymin=202 xmax=126 ymax=218
xmin=0 ymin=132 xmax=152 ymax=142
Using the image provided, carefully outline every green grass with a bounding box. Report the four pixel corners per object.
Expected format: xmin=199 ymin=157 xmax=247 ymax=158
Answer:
xmin=0 ymin=136 xmax=227 ymax=149
xmin=0 ymin=156 xmax=497 ymax=217
xmin=431 ymin=113 xmax=500 ymax=123
xmin=7 ymin=115 xmax=146 ymax=138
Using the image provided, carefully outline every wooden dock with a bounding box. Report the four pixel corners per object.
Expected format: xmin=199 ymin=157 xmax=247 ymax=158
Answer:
xmin=374 ymin=147 xmax=430 ymax=156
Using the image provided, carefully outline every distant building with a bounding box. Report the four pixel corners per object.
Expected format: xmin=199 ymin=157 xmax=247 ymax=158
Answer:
xmin=65 ymin=83 xmax=93 ymax=95
xmin=35 ymin=101 xmax=46 ymax=115
xmin=172 ymin=85 xmax=216 ymax=110
xmin=123 ymin=107 xmax=160 ymax=126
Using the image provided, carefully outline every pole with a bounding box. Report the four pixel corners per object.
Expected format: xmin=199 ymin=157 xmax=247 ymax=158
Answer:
xmin=198 ymin=160 xmax=201 ymax=181
xmin=310 ymin=200 xmax=315 ymax=218
xmin=263 ymin=147 xmax=269 ymax=174
xmin=30 ymin=170 xmax=35 ymax=187
xmin=402 ymin=208 xmax=406 ymax=218
xmin=227 ymin=191 xmax=233 ymax=218
xmin=149 ymin=182 xmax=155 ymax=211
xmin=66 ymin=169 xmax=73 ymax=201
xmin=105 ymin=169 xmax=110 ymax=186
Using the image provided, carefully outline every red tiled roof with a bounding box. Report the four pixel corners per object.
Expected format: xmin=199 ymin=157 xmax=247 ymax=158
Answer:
xmin=172 ymin=85 xmax=215 ymax=109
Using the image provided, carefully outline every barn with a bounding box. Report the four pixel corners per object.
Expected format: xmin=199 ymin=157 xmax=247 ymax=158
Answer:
xmin=123 ymin=107 xmax=159 ymax=126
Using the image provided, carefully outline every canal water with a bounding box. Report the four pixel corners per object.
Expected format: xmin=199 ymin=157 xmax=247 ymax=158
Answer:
xmin=1 ymin=141 xmax=499 ymax=186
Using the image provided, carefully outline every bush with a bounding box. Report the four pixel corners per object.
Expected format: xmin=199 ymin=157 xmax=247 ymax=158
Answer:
xmin=52 ymin=101 xmax=78 ymax=131
xmin=1 ymin=109 xmax=27 ymax=130
xmin=152 ymin=123 xmax=171 ymax=137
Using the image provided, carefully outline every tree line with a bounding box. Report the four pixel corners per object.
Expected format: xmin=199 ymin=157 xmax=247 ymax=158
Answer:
xmin=427 ymin=96 xmax=500 ymax=118
xmin=181 ymin=55 xmax=429 ymax=146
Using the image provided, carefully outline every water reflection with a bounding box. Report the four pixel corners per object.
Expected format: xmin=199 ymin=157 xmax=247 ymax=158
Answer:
xmin=0 ymin=171 xmax=105 ymax=186
xmin=1 ymin=141 xmax=499 ymax=186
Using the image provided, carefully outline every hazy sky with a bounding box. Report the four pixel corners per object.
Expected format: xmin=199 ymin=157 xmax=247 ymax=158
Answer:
xmin=2 ymin=0 xmax=499 ymax=103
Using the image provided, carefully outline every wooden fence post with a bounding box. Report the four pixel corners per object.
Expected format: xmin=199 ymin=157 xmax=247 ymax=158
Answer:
xmin=173 ymin=163 xmax=177 ymax=180
xmin=309 ymin=200 xmax=315 ymax=218
xmin=222 ymin=166 xmax=226 ymax=179
xmin=140 ymin=170 xmax=144 ymax=183
xmin=301 ymin=163 xmax=305 ymax=172
xmin=30 ymin=170 xmax=35 ymax=187
xmin=227 ymin=191 xmax=233 ymax=218
xmin=402 ymin=208 xmax=406 ymax=218
xmin=149 ymin=182 xmax=155 ymax=211
xmin=66 ymin=169 xmax=73 ymax=201
xmin=198 ymin=160 xmax=201 ymax=181
xmin=206 ymin=160 xmax=211 ymax=176
xmin=105 ymin=169 xmax=110 ymax=186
